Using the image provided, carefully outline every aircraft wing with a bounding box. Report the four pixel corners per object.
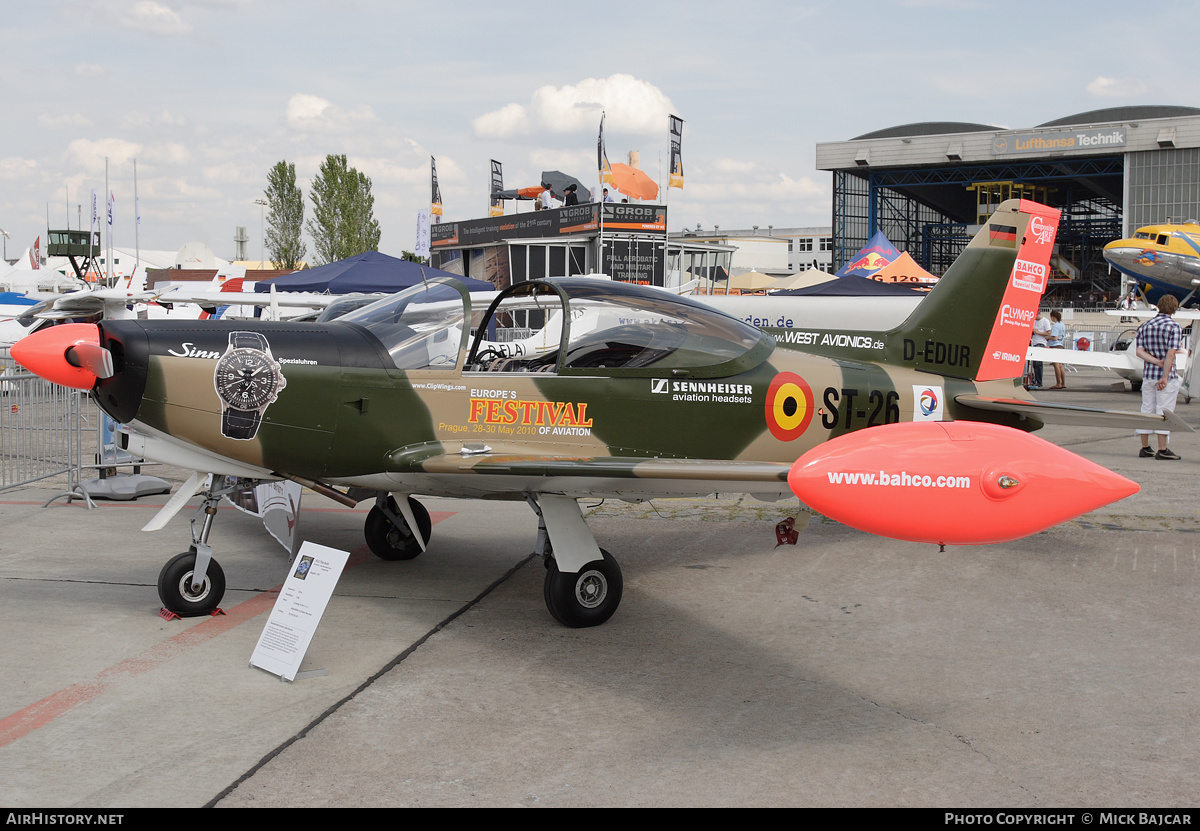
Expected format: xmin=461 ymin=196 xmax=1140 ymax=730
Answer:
xmin=1105 ymin=309 xmax=1200 ymax=320
xmin=954 ymin=394 xmax=1193 ymax=432
xmin=421 ymin=455 xmax=790 ymax=481
xmin=155 ymin=288 xmax=339 ymax=308
xmin=1027 ymin=345 xmax=1137 ymax=371
xmin=382 ymin=452 xmax=794 ymax=499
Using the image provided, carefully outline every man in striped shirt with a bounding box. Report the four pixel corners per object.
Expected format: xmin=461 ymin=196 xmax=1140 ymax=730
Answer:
xmin=1135 ymin=294 xmax=1184 ymax=460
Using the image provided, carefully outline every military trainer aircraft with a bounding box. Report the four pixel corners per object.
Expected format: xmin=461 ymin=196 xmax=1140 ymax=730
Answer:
xmin=14 ymin=199 xmax=1165 ymax=627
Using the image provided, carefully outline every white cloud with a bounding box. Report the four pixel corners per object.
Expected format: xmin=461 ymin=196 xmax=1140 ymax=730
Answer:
xmin=472 ymin=103 xmax=529 ymax=139
xmin=37 ymin=113 xmax=93 ymax=130
xmin=527 ymin=149 xmax=595 ymax=176
xmin=144 ymin=142 xmax=193 ymax=166
xmin=474 ymin=75 xmax=675 ymax=139
xmin=119 ymin=1 xmax=192 ymax=36
xmin=74 ymin=63 xmax=105 ymax=78
xmin=285 ymin=94 xmax=378 ymax=132
xmin=65 ymin=138 xmax=143 ymax=173
xmin=688 ymin=171 xmax=826 ymax=202
xmin=286 ymin=93 xmax=332 ymax=126
xmin=713 ymin=159 xmax=758 ymax=174
xmin=1086 ymin=76 xmax=1150 ymax=98
xmin=0 ymin=157 xmax=38 ymax=180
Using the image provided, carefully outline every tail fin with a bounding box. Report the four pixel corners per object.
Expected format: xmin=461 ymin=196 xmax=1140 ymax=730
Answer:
xmin=889 ymin=198 xmax=1060 ymax=382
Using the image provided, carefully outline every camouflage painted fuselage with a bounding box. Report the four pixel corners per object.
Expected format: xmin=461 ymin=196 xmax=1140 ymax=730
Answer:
xmin=93 ymin=219 xmax=1034 ymax=502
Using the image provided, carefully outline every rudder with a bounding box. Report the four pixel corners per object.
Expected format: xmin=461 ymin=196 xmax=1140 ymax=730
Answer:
xmin=888 ymin=198 xmax=1061 ymax=382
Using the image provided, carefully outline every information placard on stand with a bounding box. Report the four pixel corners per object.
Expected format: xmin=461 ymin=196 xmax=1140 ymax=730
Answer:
xmin=250 ymin=541 xmax=350 ymax=681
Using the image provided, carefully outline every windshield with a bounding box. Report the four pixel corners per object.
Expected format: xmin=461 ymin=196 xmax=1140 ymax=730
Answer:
xmin=469 ymin=278 xmax=771 ymax=377
xmin=338 ymin=277 xmax=470 ymax=371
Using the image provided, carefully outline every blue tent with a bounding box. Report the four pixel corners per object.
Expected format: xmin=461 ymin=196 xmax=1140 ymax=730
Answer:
xmin=834 ymin=231 xmax=902 ymax=278
xmin=254 ymin=251 xmax=494 ymax=294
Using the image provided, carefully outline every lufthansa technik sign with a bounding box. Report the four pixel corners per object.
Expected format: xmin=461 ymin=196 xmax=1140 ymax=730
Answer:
xmin=992 ymin=127 xmax=1127 ymax=155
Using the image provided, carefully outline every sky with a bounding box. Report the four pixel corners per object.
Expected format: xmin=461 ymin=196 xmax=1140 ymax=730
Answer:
xmin=2 ymin=0 xmax=1198 ymax=263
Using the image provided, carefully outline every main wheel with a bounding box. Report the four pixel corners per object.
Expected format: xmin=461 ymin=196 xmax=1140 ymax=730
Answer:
xmin=157 ymin=551 xmax=226 ymax=617
xmin=543 ymin=548 xmax=623 ymax=628
xmin=364 ymin=496 xmax=432 ymax=561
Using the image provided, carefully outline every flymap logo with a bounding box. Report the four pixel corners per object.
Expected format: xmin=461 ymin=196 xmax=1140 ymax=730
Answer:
xmin=1000 ymin=304 xmax=1037 ymax=328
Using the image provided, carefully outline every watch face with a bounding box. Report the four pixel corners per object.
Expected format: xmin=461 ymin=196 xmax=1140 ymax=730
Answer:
xmin=215 ymin=349 xmax=281 ymax=409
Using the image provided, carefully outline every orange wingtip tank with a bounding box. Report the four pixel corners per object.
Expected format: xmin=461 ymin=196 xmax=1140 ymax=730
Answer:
xmin=788 ymin=421 xmax=1139 ymax=545
xmin=10 ymin=323 xmax=105 ymax=390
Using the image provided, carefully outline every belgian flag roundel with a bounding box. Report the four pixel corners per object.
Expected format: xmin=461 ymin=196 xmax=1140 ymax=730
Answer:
xmin=765 ymin=371 xmax=815 ymax=441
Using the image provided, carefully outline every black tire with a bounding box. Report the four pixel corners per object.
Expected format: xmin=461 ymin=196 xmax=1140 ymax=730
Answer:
xmin=364 ymin=496 xmax=432 ymax=561
xmin=157 ymin=550 xmax=226 ymax=617
xmin=1131 ymin=380 xmax=1143 ymax=392
xmin=543 ymin=548 xmax=623 ymax=628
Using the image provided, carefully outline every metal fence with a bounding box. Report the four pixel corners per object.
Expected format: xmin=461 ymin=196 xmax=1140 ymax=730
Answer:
xmin=0 ymin=347 xmax=87 ymax=494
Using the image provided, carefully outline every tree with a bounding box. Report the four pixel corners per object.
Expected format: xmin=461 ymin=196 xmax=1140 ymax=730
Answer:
xmin=263 ymin=160 xmax=306 ymax=270
xmin=307 ymin=154 xmax=381 ymax=265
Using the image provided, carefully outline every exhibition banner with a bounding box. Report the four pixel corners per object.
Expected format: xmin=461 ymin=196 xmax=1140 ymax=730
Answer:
xmin=669 ymin=115 xmax=684 ymax=189
xmin=431 ymin=156 xmax=443 ymax=217
xmin=489 ymin=160 xmax=504 ymax=217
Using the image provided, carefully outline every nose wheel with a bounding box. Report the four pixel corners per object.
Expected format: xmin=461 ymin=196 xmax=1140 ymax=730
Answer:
xmin=158 ymin=548 xmax=226 ymax=616
xmin=153 ymin=476 xmax=241 ymax=616
xmin=543 ymin=548 xmax=623 ymax=628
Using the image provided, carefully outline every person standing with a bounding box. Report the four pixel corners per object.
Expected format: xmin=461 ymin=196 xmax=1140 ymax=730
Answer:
xmin=1135 ymin=294 xmax=1184 ymax=460
xmin=1047 ymin=310 xmax=1067 ymax=389
xmin=1028 ymin=315 xmax=1051 ymax=389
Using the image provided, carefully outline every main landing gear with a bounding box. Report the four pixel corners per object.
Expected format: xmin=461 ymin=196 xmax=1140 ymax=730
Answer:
xmin=364 ymin=494 xmax=431 ymax=560
xmin=528 ymin=494 xmax=623 ymax=628
xmin=151 ymin=479 xmax=624 ymax=629
xmin=363 ymin=492 xmax=622 ymax=627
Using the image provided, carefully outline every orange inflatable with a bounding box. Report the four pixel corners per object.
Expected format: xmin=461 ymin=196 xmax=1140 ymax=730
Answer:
xmin=788 ymin=420 xmax=1138 ymax=545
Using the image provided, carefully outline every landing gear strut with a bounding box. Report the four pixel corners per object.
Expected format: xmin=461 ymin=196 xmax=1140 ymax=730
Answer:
xmin=528 ymin=494 xmax=624 ymax=628
xmin=157 ymin=485 xmax=230 ymax=616
xmin=364 ymin=494 xmax=431 ymax=560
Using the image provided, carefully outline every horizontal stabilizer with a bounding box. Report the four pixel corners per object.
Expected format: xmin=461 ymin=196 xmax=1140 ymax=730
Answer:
xmin=955 ymin=394 xmax=1193 ymax=432
xmin=1026 ymin=346 xmax=1136 ymax=371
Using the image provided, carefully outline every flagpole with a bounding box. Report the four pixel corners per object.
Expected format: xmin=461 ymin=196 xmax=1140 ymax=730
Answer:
xmin=597 ymin=112 xmax=606 ymax=271
xmin=105 ymin=157 xmax=111 ymax=286
xmin=134 ymin=158 xmax=140 ymax=274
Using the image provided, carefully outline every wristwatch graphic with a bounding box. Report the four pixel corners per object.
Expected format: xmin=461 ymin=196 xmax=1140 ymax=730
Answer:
xmin=213 ymin=332 xmax=287 ymax=440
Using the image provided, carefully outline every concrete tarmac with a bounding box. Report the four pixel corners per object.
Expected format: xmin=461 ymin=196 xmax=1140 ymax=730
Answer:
xmin=1 ymin=368 xmax=1197 ymax=807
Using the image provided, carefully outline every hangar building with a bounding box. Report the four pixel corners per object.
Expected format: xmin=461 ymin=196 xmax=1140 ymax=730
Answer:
xmin=816 ymin=106 xmax=1200 ymax=303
